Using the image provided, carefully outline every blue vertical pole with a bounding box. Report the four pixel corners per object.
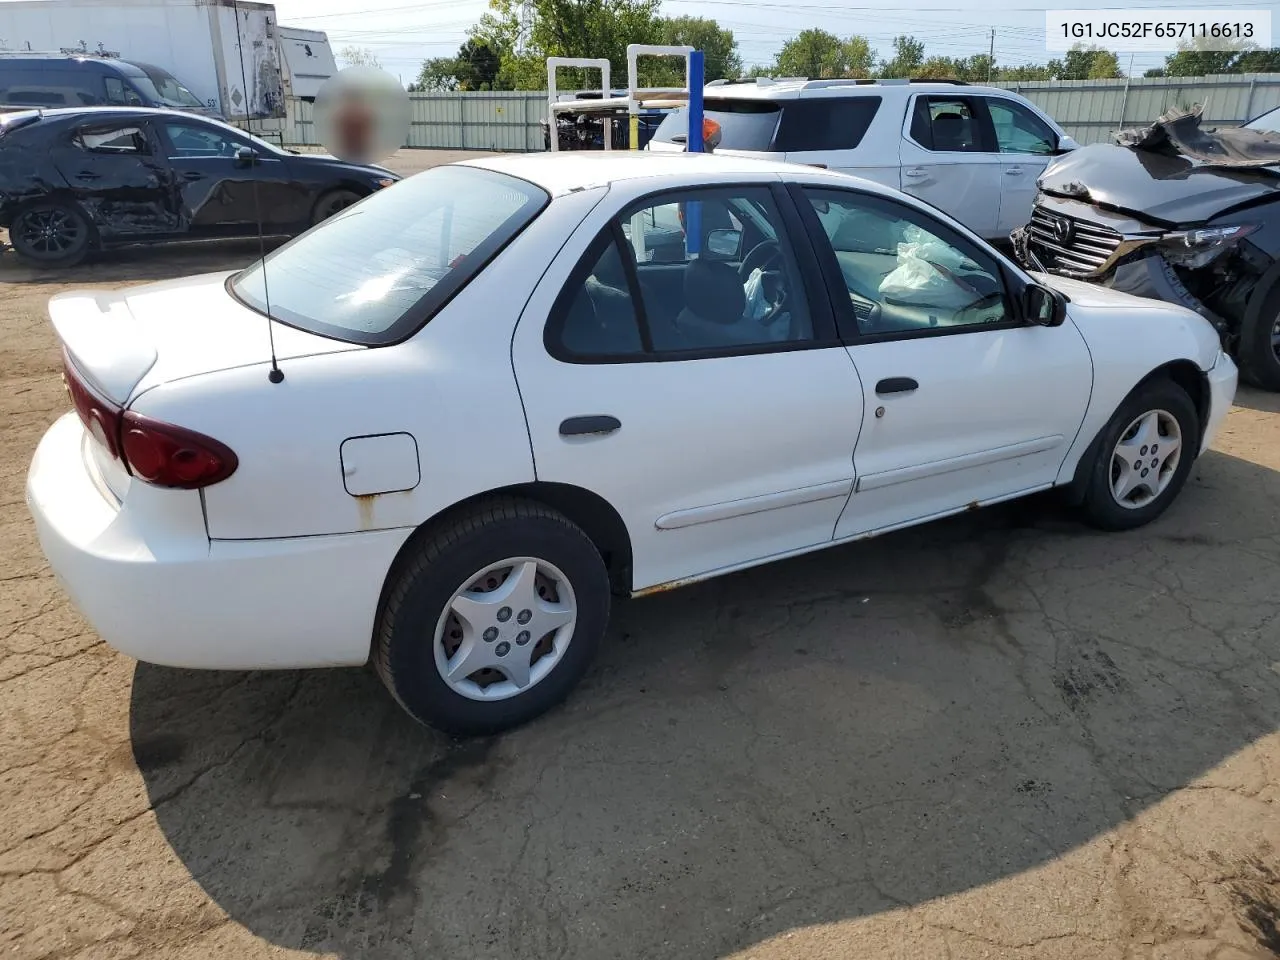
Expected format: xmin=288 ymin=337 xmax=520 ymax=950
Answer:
xmin=685 ymin=49 xmax=705 ymax=259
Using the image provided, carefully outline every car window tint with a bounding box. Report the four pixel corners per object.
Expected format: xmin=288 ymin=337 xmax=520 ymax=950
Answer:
xmin=555 ymin=237 xmax=646 ymax=357
xmin=804 ymin=188 xmax=1011 ymax=336
xmin=987 ymin=99 xmax=1056 ymax=155
xmin=231 ymin=165 xmax=547 ymax=345
xmin=775 ymin=97 xmax=881 ymax=152
xmin=76 ymin=124 xmax=147 ymax=154
xmin=620 ymin=187 xmax=814 ymax=353
xmin=910 ymin=97 xmax=983 ymax=153
xmin=165 ymin=121 xmax=244 ymax=157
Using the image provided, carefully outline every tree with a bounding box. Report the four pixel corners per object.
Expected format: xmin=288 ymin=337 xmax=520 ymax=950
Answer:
xmin=658 ymin=16 xmax=741 ymax=81
xmin=1160 ymin=39 xmax=1280 ymax=76
xmin=415 ymin=57 xmax=461 ymax=91
xmin=879 ymin=35 xmax=925 ymax=78
xmin=455 ymin=39 xmax=501 ymax=90
xmin=1046 ymin=44 xmax=1122 ymax=80
xmin=773 ymin=29 xmax=874 ymax=79
xmin=338 ymin=46 xmax=382 ymax=70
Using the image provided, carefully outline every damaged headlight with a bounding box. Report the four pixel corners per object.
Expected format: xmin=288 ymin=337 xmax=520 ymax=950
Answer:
xmin=1160 ymin=224 xmax=1259 ymax=269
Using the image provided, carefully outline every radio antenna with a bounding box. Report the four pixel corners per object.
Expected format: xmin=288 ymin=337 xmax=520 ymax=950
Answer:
xmin=233 ymin=0 xmax=283 ymax=383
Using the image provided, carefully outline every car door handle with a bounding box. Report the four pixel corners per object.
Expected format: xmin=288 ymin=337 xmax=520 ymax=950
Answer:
xmin=875 ymin=377 xmax=918 ymax=395
xmin=559 ymin=415 xmax=621 ymax=437
xmin=74 ymin=171 xmax=101 ymax=181
xmin=181 ymin=171 xmax=205 ymax=182
xmin=904 ymin=167 xmax=927 ymax=178
xmin=1004 ymin=166 xmax=1024 ymax=176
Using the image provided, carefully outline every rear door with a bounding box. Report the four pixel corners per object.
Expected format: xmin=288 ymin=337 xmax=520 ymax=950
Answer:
xmin=48 ymin=117 xmax=177 ymax=238
xmin=781 ymin=96 xmax=896 ymax=187
xmin=513 ymin=181 xmax=865 ymax=592
xmin=157 ymin=117 xmax=309 ymax=234
xmin=898 ymin=94 xmax=1003 ymax=239
xmin=980 ymin=96 xmax=1063 ymax=237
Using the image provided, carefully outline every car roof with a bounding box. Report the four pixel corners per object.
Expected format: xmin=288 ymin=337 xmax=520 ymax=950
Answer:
xmin=2 ymin=105 xmax=204 ymax=122
xmin=463 ymin=150 xmax=875 ymax=196
xmin=702 ymin=78 xmax=1010 ymax=100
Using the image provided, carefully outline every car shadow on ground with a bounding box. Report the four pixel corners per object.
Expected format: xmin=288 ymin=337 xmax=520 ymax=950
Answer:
xmin=1234 ymin=384 xmax=1280 ymax=414
xmin=0 ymin=238 xmax=283 ymax=286
xmin=130 ymin=450 xmax=1280 ymax=959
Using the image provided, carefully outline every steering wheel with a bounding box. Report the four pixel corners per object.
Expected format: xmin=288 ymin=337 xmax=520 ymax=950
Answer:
xmin=739 ymin=239 xmax=781 ymax=281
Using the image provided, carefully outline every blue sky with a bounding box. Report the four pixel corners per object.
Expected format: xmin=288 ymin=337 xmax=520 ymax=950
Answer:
xmin=270 ymin=0 xmax=1278 ymax=82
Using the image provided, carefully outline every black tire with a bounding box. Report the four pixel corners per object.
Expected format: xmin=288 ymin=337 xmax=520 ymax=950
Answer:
xmin=373 ymin=498 xmax=611 ymax=735
xmin=10 ymin=201 xmax=93 ymax=267
xmin=1078 ymin=378 xmax=1200 ymax=531
xmin=1235 ymin=283 xmax=1280 ymax=391
xmin=311 ymin=188 xmax=363 ymax=226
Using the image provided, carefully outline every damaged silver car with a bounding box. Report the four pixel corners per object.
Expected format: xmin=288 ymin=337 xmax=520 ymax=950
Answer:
xmin=1013 ymin=105 xmax=1280 ymax=390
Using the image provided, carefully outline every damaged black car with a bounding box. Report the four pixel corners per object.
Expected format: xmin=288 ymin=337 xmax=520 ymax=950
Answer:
xmin=1012 ymin=105 xmax=1280 ymax=389
xmin=0 ymin=106 xmax=400 ymax=267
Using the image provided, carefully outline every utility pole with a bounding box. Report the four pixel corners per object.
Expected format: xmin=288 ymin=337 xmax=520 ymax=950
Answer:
xmin=988 ymin=28 xmax=994 ymax=82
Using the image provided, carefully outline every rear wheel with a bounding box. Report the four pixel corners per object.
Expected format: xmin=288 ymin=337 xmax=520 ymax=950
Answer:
xmin=311 ymin=188 xmax=363 ymax=226
xmin=1078 ymin=379 xmax=1200 ymax=531
xmin=1235 ymin=286 xmax=1280 ymax=391
xmin=10 ymin=201 xmax=92 ymax=267
xmin=374 ymin=498 xmax=610 ymax=735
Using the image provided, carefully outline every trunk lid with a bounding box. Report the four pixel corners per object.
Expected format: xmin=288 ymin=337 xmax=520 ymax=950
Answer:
xmin=1040 ymin=143 xmax=1280 ymax=227
xmin=50 ymin=271 xmax=362 ymax=404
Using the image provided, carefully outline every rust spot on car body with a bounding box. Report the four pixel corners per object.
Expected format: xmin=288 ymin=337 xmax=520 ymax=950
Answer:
xmin=632 ymin=575 xmax=702 ymax=599
xmin=968 ymin=500 xmax=982 ymax=511
xmin=355 ymin=493 xmax=377 ymax=530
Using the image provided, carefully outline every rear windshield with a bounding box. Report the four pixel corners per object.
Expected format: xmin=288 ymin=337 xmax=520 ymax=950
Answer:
xmin=230 ymin=165 xmax=548 ymax=345
xmin=652 ymin=96 xmax=881 ymax=152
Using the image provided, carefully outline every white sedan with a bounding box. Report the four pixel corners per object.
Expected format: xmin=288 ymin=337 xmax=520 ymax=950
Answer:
xmin=27 ymin=152 xmax=1237 ymax=734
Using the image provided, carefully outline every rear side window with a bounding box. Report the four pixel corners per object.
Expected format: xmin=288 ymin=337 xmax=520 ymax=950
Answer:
xmin=910 ymin=97 xmax=986 ymax=153
xmin=74 ymin=124 xmax=148 ymax=154
xmin=775 ymin=97 xmax=881 ymax=151
xmin=230 ymin=165 xmax=548 ymax=345
xmin=653 ymin=99 xmax=781 ymax=151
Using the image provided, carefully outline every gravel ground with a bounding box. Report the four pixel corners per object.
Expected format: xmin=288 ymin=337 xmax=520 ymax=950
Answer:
xmin=2 ymin=148 xmax=1279 ymax=960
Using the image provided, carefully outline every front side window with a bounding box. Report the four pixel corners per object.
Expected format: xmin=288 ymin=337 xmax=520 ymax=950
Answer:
xmin=75 ymin=124 xmax=148 ymax=155
xmin=103 ymin=76 xmax=143 ymax=106
xmin=164 ymin=121 xmax=246 ymax=157
xmin=987 ymin=99 xmax=1056 ymax=155
xmin=551 ymin=187 xmax=815 ymax=359
xmin=231 ymin=165 xmax=547 ymax=344
xmin=909 ymin=96 xmax=985 ymax=153
xmin=803 ymin=188 xmax=1011 ymax=336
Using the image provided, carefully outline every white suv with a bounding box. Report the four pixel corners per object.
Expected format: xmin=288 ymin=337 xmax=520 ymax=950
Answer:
xmin=648 ymin=78 xmax=1077 ymax=243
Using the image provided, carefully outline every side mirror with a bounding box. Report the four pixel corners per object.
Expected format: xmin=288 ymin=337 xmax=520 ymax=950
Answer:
xmin=234 ymin=145 xmax=257 ymax=169
xmin=1024 ymin=282 xmax=1066 ymax=327
xmin=705 ymin=228 xmax=743 ymax=260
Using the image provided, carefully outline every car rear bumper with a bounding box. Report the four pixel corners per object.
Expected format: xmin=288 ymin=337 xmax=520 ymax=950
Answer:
xmin=1203 ymin=349 xmax=1238 ymax=455
xmin=27 ymin=412 xmax=412 ymax=670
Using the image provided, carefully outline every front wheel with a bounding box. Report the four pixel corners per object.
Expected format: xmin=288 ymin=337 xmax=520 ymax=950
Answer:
xmin=373 ymin=499 xmax=611 ymax=735
xmin=10 ymin=201 xmax=93 ymax=267
xmin=1235 ymin=286 xmax=1280 ymax=391
xmin=1078 ymin=378 xmax=1200 ymax=531
xmin=311 ymin=188 xmax=363 ymax=226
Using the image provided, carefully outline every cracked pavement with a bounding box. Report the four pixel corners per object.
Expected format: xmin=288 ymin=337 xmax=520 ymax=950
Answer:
xmin=2 ymin=150 xmax=1280 ymax=960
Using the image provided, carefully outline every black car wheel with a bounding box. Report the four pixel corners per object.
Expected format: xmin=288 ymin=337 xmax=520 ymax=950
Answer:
xmin=11 ymin=202 xmax=92 ymax=267
xmin=311 ymin=189 xmax=363 ymax=226
xmin=1236 ymin=283 xmax=1280 ymax=392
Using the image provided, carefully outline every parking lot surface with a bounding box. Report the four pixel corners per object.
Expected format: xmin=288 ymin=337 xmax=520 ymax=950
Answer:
xmin=2 ymin=148 xmax=1280 ymax=960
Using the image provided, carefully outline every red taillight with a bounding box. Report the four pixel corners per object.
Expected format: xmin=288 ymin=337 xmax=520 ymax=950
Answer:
xmin=62 ymin=349 xmax=237 ymax=490
xmin=120 ymin=412 xmax=238 ymax=489
xmin=63 ymin=352 xmax=123 ymax=460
